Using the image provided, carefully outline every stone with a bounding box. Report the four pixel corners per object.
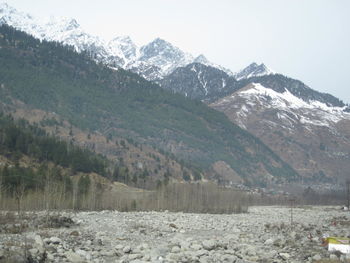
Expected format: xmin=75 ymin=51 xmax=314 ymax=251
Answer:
xmin=70 ymin=231 xmax=79 ymax=236
xmin=289 ymin=231 xmax=297 ymax=239
xmin=142 ymin=254 xmax=151 ymax=261
xmin=312 ymin=254 xmax=322 ymax=261
xmin=171 ymin=246 xmax=181 ymax=253
xmin=141 ymin=243 xmax=149 ymax=250
xmin=123 ymin=246 xmax=132 ymax=253
xmin=49 ymin=237 xmax=61 ymax=244
xmin=10 ymin=254 xmax=27 ymax=263
xmin=101 ymin=250 xmax=115 ymax=257
xmin=279 ymin=252 xmax=291 ymax=260
xmin=47 ymin=252 xmax=55 ymax=261
xmin=65 ymin=251 xmax=85 ymax=263
xmin=190 ymin=243 xmax=203 ymax=251
xmin=202 ymin=240 xmax=216 ymax=250
xmin=128 ymin=253 xmax=142 ymax=260
xmin=180 ymin=241 xmax=191 ymax=250
xmin=115 ymin=244 xmax=124 ymax=250
xmin=220 ymin=254 xmax=237 ymax=262
xmin=246 ymin=248 xmax=256 ymax=257
xmin=28 ymin=248 xmax=39 ymax=256
xmin=264 ymin=238 xmax=274 ymax=245
xmin=75 ymin=249 xmax=87 ymax=258
xmin=169 ymin=223 xmax=178 ymax=229
xmin=193 ymin=249 xmax=208 ymax=258
xmin=34 ymin=235 xmax=44 ymax=247
xmin=46 ymin=246 xmax=56 ymax=253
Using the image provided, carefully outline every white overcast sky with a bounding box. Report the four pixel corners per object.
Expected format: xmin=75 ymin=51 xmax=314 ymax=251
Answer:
xmin=4 ymin=0 xmax=350 ymax=103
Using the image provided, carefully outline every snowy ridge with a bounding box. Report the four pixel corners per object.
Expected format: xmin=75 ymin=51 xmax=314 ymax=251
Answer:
xmin=234 ymin=63 xmax=274 ymax=81
xmin=139 ymin=38 xmax=194 ymax=76
xmin=0 ymin=2 xmax=233 ymax=80
xmin=194 ymin=54 xmax=233 ymax=76
xmin=216 ymin=83 xmax=350 ymax=130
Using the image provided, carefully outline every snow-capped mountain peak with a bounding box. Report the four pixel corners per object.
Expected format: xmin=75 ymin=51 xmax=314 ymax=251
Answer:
xmin=111 ymin=35 xmax=134 ymax=45
xmin=140 ymin=38 xmax=180 ymax=59
xmin=234 ymin=62 xmax=274 ymax=80
xmin=44 ymin=17 xmax=80 ymax=31
xmin=139 ymin=37 xmax=194 ymax=75
xmin=108 ymin=35 xmax=139 ymax=65
xmin=194 ymin=54 xmax=209 ymax=64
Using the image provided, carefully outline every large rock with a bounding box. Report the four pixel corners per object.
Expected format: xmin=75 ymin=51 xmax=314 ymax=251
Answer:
xmin=202 ymin=240 xmax=216 ymax=250
xmin=279 ymin=252 xmax=291 ymax=260
xmin=123 ymin=246 xmax=132 ymax=254
xmin=0 ymin=249 xmax=5 ymax=259
xmin=190 ymin=243 xmax=203 ymax=251
xmin=49 ymin=236 xmax=61 ymax=244
xmin=65 ymin=251 xmax=85 ymax=263
xmin=264 ymin=238 xmax=274 ymax=245
xmin=171 ymin=246 xmax=181 ymax=253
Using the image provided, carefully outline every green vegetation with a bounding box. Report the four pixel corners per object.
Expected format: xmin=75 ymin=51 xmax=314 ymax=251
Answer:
xmin=0 ymin=25 xmax=298 ymax=182
xmin=0 ymin=113 xmax=109 ymax=211
xmin=0 ymin=114 xmax=107 ymax=175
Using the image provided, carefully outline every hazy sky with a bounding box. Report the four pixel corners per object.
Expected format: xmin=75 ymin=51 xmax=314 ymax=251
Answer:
xmin=4 ymin=0 xmax=350 ymax=103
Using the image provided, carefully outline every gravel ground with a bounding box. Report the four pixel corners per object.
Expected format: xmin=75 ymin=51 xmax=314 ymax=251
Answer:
xmin=0 ymin=206 xmax=350 ymax=262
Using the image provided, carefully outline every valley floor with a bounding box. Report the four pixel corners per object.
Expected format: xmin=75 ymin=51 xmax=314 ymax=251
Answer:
xmin=0 ymin=206 xmax=350 ymax=262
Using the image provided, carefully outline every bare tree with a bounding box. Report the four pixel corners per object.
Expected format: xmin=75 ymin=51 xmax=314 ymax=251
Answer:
xmin=14 ymin=181 xmax=26 ymax=217
xmin=347 ymin=180 xmax=350 ymax=210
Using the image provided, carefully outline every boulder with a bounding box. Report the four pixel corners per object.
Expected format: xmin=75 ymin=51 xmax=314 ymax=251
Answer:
xmin=65 ymin=251 xmax=85 ymax=263
xmin=190 ymin=243 xmax=203 ymax=251
xmin=202 ymin=240 xmax=216 ymax=251
xmin=49 ymin=236 xmax=61 ymax=244
xmin=279 ymin=252 xmax=291 ymax=260
xmin=123 ymin=246 xmax=132 ymax=254
xmin=171 ymin=246 xmax=181 ymax=253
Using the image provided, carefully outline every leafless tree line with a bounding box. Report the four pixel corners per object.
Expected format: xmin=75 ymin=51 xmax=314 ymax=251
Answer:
xmin=0 ymin=176 xmax=249 ymax=214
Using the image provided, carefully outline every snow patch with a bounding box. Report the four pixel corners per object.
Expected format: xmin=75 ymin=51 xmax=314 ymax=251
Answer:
xmin=237 ymin=83 xmax=350 ymax=128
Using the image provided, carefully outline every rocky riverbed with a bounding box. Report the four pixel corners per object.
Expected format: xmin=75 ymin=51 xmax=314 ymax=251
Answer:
xmin=0 ymin=206 xmax=350 ymax=262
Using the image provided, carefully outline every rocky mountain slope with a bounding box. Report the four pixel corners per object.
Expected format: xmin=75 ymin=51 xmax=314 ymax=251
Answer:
xmin=159 ymin=59 xmax=350 ymax=184
xmin=211 ymin=82 xmax=350 ymax=183
xmin=158 ymin=63 xmax=239 ymax=102
xmin=0 ymin=24 xmax=299 ymax=186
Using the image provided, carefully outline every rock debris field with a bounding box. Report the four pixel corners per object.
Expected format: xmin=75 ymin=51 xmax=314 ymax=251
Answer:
xmin=1 ymin=206 xmax=350 ymax=263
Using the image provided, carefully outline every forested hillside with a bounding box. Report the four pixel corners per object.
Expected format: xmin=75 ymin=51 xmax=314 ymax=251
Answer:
xmin=0 ymin=113 xmax=107 ymax=174
xmin=0 ymin=113 xmax=111 ymax=210
xmin=0 ymin=25 xmax=299 ymax=185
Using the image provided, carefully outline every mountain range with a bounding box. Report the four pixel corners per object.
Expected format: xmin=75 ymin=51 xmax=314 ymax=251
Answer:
xmin=0 ymin=23 xmax=299 ymax=187
xmin=0 ymin=3 xmax=237 ymax=81
xmin=1 ymin=2 xmax=349 ymax=187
